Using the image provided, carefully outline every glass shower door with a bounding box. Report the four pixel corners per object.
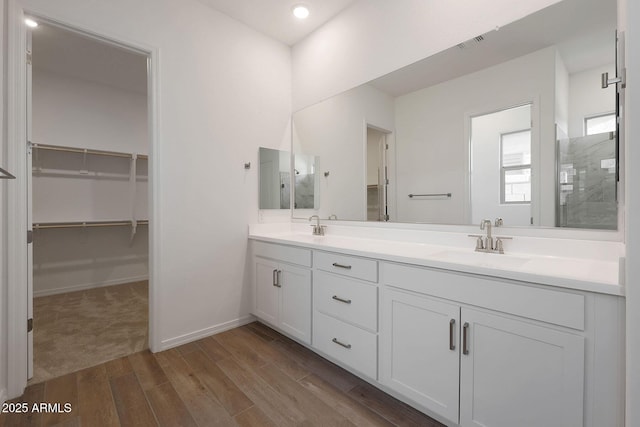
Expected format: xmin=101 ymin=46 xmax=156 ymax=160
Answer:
xmin=557 ymin=132 xmax=617 ymax=229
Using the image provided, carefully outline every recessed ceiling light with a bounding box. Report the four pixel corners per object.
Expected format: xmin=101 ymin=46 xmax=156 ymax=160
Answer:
xmin=292 ymin=5 xmax=310 ymax=20
xmin=25 ymin=18 xmax=38 ymax=28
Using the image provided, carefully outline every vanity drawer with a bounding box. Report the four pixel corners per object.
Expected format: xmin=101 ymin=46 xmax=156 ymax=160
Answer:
xmin=314 ymin=271 xmax=378 ymax=331
xmin=253 ymin=241 xmax=312 ymax=267
xmin=313 ymin=310 xmax=377 ymax=379
xmin=314 ymin=251 xmax=378 ymax=282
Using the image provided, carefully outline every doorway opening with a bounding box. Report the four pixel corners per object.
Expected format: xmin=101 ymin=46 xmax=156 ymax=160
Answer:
xmin=470 ymin=104 xmax=533 ymax=226
xmin=366 ymin=126 xmax=391 ymax=221
xmin=26 ymin=19 xmax=151 ymax=384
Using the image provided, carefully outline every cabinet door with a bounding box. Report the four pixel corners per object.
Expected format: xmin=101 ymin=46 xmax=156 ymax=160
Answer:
xmin=279 ymin=264 xmax=312 ymax=344
xmin=460 ymin=308 xmax=584 ymax=427
xmin=254 ymin=257 xmax=280 ymax=326
xmin=380 ymin=287 xmax=461 ymax=423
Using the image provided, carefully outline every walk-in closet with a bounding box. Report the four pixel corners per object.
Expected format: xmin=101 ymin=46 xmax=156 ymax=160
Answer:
xmin=28 ymin=21 xmax=150 ymax=383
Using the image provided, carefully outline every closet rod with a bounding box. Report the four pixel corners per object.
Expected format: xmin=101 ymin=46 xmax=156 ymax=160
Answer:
xmin=33 ymin=220 xmax=149 ymax=230
xmin=0 ymin=166 xmax=16 ymax=179
xmin=33 ymin=143 xmax=147 ymax=160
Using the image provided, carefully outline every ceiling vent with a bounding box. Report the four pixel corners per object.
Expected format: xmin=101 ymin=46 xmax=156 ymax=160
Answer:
xmin=457 ymin=34 xmax=485 ymax=50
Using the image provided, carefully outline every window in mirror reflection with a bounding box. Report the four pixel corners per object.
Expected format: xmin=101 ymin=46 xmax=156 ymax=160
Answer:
xmin=585 ymin=113 xmax=616 ymax=136
xmin=501 ymin=129 xmax=532 ymax=204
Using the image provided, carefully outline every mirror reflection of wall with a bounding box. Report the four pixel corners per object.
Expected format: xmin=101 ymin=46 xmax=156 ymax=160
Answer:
xmin=292 ymin=0 xmax=618 ymax=230
xmin=258 ymin=147 xmax=291 ymax=209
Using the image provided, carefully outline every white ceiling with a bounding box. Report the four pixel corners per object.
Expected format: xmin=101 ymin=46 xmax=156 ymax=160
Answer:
xmin=196 ymin=0 xmax=358 ymax=45
xmin=30 ymin=0 xmax=615 ymax=98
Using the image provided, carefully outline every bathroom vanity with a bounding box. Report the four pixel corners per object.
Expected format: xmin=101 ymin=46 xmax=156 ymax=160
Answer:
xmin=248 ymin=223 xmax=624 ymax=427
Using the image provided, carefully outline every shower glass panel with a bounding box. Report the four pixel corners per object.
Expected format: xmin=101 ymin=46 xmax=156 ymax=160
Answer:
xmin=557 ymin=131 xmax=617 ymax=229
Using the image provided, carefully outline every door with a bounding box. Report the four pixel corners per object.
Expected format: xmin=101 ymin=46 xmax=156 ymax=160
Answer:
xmin=254 ymin=257 xmax=279 ymax=326
xmin=380 ymin=287 xmax=461 ymax=423
xmin=366 ymin=126 xmax=390 ymax=221
xmin=279 ymin=264 xmax=311 ymax=344
xmin=459 ymin=308 xmax=584 ymax=427
xmin=470 ymin=104 xmax=533 ymax=226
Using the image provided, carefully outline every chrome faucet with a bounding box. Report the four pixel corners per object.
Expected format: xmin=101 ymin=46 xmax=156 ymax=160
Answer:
xmin=480 ymin=219 xmax=493 ymax=251
xmin=469 ymin=218 xmax=512 ymax=254
xmin=309 ymin=215 xmax=326 ymax=236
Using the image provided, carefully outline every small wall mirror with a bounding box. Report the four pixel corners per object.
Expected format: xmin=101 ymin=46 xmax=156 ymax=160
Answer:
xmin=259 ymin=147 xmax=291 ymax=209
xmin=293 ymin=153 xmax=318 ymax=209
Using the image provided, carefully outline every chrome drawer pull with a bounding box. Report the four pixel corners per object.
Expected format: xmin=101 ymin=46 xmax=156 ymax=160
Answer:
xmin=273 ymin=269 xmax=281 ymax=288
xmin=332 ymin=338 xmax=352 ymax=349
xmin=332 ymin=295 xmax=352 ymax=304
xmin=449 ymin=319 xmax=456 ymax=351
xmin=463 ymin=322 xmax=469 ymax=355
xmin=332 ymin=262 xmax=352 ymax=270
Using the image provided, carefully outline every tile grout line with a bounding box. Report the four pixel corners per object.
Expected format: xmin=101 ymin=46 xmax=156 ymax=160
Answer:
xmin=129 ymin=355 xmax=162 ymax=427
xmin=160 ymin=348 xmax=230 ymax=427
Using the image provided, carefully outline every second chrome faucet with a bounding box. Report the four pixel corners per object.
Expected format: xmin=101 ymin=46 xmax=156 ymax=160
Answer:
xmin=469 ymin=218 xmax=511 ymax=254
xmin=309 ymin=215 xmax=326 ymax=236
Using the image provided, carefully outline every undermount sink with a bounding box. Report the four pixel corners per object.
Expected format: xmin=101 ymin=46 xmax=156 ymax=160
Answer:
xmin=430 ymin=250 xmax=531 ymax=269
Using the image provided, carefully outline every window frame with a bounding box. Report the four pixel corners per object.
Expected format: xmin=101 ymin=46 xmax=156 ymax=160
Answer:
xmin=584 ymin=112 xmax=616 ymax=136
xmin=500 ymin=128 xmax=532 ymax=205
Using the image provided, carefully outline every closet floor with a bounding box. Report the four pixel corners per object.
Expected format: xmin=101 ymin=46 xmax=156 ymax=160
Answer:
xmin=31 ymin=281 xmax=148 ymax=385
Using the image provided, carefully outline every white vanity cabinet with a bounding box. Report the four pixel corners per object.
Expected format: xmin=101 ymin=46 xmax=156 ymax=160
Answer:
xmin=252 ymin=241 xmax=312 ymax=344
xmin=380 ymin=287 xmax=461 ymax=422
xmin=458 ymin=307 xmax=584 ymax=427
xmin=379 ymin=262 xmax=607 ymax=427
xmin=249 ymin=236 xmax=623 ymax=427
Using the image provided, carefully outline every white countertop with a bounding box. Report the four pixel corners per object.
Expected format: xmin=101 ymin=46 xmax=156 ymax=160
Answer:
xmin=249 ymin=223 xmax=624 ymax=296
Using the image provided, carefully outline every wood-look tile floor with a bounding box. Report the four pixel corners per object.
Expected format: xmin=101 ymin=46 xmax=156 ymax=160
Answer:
xmin=1 ymin=322 xmax=445 ymax=427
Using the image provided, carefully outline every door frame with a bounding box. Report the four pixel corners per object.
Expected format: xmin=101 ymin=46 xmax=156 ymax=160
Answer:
xmin=363 ymin=121 xmax=393 ymax=222
xmin=5 ymin=0 xmax=162 ymax=398
xmin=463 ymin=96 xmax=541 ymax=225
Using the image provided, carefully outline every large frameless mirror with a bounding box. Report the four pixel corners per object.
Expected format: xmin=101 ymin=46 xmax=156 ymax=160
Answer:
xmin=292 ymin=0 xmax=620 ymax=230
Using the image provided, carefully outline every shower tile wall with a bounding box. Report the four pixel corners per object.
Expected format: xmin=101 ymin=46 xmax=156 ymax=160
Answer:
xmin=558 ymin=132 xmax=617 ymax=229
xmin=280 ymin=172 xmax=291 ymax=209
xmin=295 ymin=174 xmax=315 ymax=209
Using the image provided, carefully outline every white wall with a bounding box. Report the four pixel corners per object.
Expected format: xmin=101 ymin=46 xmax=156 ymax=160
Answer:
xmin=0 ymin=0 xmax=7 ymax=405
xmin=32 ymin=228 xmax=148 ymax=297
xmin=293 ymin=84 xmax=394 ymax=220
xmin=625 ymin=0 xmax=640 ymax=423
xmin=13 ymin=0 xmax=291 ymax=356
xmin=292 ymin=0 xmax=562 ymax=111
xmin=394 ymin=47 xmax=555 ymax=226
xmin=555 ymin=51 xmax=570 ymax=135
xmin=569 ymin=64 xmax=616 ymax=138
xmin=32 ymin=68 xmax=148 ymax=153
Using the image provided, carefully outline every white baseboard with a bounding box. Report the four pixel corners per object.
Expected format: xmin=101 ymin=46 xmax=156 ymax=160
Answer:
xmin=158 ymin=315 xmax=256 ymax=351
xmin=33 ymin=275 xmax=149 ymax=298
